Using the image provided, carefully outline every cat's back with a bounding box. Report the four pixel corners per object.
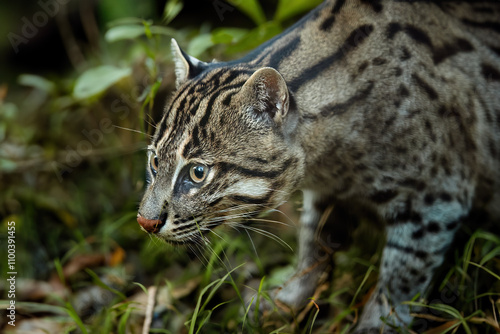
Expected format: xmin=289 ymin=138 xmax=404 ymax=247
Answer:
xmin=263 ymin=0 xmax=500 ymax=212
xmin=274 ymin=0 xmax=500 ymax=98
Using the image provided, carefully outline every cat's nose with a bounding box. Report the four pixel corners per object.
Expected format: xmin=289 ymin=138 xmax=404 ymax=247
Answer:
xmin=137 ymin=213 xmax=165 ymax=233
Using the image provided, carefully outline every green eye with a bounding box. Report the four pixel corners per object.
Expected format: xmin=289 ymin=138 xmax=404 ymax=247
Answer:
xmin=190 ymin=165 xmax=208 ymax=183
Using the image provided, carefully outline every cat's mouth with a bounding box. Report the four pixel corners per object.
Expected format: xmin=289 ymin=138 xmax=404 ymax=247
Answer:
xmin=137 ymin=208 xmax=261 ymax=245
xmin=136 ymin=212 xmax=218 ymax=245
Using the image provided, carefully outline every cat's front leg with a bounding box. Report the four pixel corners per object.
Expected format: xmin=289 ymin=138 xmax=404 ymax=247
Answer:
xmin=355 ymin=194 xmax=467 ymax=333
xmin=274 ymin=192 xmax=357 ymax=311
xmin=273 ymin=190 xmax=333 ymax=310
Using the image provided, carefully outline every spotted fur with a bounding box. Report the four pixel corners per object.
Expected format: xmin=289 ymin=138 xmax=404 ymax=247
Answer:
xmin=138 ymin=0 xmax=500 ymax=331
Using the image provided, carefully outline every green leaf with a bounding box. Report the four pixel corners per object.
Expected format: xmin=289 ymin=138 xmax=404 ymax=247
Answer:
xmin=211 ymin=27 xmax=248 ymax=45
xmin=105 ymin=23 xmax=174 ymax=43
xmin=106 ymin=17 xmax=145 ymax=28
xmin=143 ymin=21 xmax=153 ymax=40
xmin=405 ymin=301 xmax=479 ymax=334
xmin=226 ymin=0 xmax=266 ymax=25
xmin=118 ymin=307 xmax=133 ymax=334
xmin=150 ymin=329 xmax=173 ymax=333
xmin=275 ymin=0 xmax=323 ymax=22
xmin=0 ymin=158 xmax=17 ymax=172
xmin=84 ymin=268 xmax=127 ymax=300
xmin=350 ymin=265 xmax=376 ymax=308
xmin=149 ymin=25 xmax=176 ymax=36
xmin=189 ymin=265 xmax=243 ymax=334
xmin=133 ymin=281 xmax=149 ymax=294
xmin=163 ymin=0 xmax=183 ymax=25
xmin=73 ymin=65 xmax=131 ymax=100
xmin=0 ymin=301 xmax=67 ymax=315
xmin=18 ymin=74 xmax=56 ymax=94
xmin=469 ymin=262 xmax=500 ymax=280
xmin=307 ymin=300 xmax=320 ymax=334
xmin=195 ymin=310 xmax=212 ymax=334
xmin=187 ymin=33 xmax=214 ymax=58
xmin=480 ymin=245 xmax=500 ymax=265
xmin=254 ymin=276 xmax=268 ymax=324
xmin=64 ymin=301 xmax=88 ymax=334
xmin=268 ymin=326 xmax=289 ymax=334
xmin=225 ymin=21 xmax=282 ymax=54
xmin=54 ymin=258 xmax=65 ymax=286
xmin=0 ymin=102 xmax=17 ymax=120
xmin=105 ymin=25 xmax=147 ymax=42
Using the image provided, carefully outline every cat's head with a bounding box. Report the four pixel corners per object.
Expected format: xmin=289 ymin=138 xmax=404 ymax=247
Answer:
xmin=137 ymin=39 xmax=304 ymax=244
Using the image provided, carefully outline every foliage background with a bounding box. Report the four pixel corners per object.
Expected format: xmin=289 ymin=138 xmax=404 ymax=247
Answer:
xmin=0 ymin=0 xmax=499 ymax=333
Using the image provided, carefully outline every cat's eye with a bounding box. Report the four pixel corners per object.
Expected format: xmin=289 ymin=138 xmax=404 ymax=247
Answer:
xmin=150 ymin=154 xmax=159 ymax=175
xmin=189 ymin=165 xmax=208 ymax=183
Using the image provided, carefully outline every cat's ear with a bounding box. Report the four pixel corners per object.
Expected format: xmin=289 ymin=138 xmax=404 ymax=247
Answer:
xmin=171 ymin=39 xmax=208 ymax=88
xmin=241 ymin=67 xmax=290 ymax=125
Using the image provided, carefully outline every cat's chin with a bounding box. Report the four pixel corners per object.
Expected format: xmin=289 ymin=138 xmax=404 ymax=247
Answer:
xmin=156 ymin=227 xmax=213 ymax=246
xmin=156 ymin=235 xmax=205 ymax=246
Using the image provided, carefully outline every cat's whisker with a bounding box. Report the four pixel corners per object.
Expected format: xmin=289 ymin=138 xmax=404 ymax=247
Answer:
xmin=244 ymin=228 xmax=260 ymax=260
xmin=146 ymin=233 xmax=160 ymax=248
xmin=204 ymin=211 xmax=258 ymax=224
xmin=145 ymin=114 xmax=158 ymax=129
xmin=262 ymin=206 xmax=298 ymax=225
xmin=202 ymin=231 xmax=233 ymax=272
xmin=113 ymin=125 xmax=152 ymax=138
xmin=142 ymin=117 xmax=158 ymax=131
xmin=249 ymin=217 xmax=294 ymax=228
xmin=208 ymin=228 xmax=226 ymax=242
xmin=211 ymin=204 xmax=262 ymax=215
xmin=236 ymin=224 xmax=293 ymax=252
xmin=188 ymin=242 xmax=210 ymax=268
xmin=211 ymin=200 xmax=296 ymax=226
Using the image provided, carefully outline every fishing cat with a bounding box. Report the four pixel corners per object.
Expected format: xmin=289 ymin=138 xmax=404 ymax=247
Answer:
xmin=137 ymin=0 xmax=500 ymax=332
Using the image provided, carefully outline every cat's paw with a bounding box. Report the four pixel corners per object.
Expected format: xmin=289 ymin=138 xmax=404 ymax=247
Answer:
xmin=242 ymin=264 xmax=331 ymax=324
xmin=242 ymin=284 xmax=292 ymax=318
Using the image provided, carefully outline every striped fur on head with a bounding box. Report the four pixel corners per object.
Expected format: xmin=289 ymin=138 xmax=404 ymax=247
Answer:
xmin=138 ymin=42 xmax=304 ymax=244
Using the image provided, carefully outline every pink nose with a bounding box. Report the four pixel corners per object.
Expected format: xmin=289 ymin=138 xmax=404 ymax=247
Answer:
xmin=137 ymin=215 xmax=163 ymax=233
